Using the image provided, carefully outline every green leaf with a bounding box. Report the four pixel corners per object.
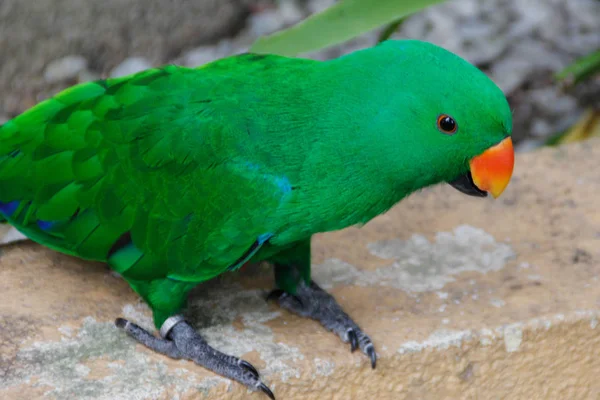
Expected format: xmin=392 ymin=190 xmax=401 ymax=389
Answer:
xmin=545 ymin=109 xmax=600 ymax=146
xmin=554 ymin=49 xmax=600 ymax=87
xmin=249 ymin=0 xmax=446 ymax=57
xmin=378 ymin=17 xmax=407 ymax=44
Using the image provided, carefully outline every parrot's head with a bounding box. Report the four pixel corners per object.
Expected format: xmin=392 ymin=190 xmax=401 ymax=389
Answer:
xmin=365 ymin=40 xmax=515 ymax=199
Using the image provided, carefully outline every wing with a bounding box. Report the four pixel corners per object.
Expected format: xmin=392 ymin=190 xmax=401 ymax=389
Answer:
xmin=0 ymin=62 xmax=294 ymax=283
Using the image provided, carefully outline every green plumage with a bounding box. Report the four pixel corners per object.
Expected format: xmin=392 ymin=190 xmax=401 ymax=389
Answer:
xmin=0 ymin=40 xmax=511 ymax=328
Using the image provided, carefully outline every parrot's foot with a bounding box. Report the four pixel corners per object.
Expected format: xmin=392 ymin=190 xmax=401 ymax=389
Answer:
xmin=267 ymin=280 xmax=377 ymax=368
xmin=115 ymin=316 xmax=275 ymax=399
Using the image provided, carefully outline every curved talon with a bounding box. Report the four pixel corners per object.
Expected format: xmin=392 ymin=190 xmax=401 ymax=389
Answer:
xmin=115 ymin=318 xmax=129 ymax=329
xmin=367 ymin=345 xmax=377 ymax=369
xmin=347 ymin=330 xmax=358 ymax=352
xmin=259 ymin=382 xmax=275 ymax=400
xmin=240 ymin=360 xmax=260 ymax=378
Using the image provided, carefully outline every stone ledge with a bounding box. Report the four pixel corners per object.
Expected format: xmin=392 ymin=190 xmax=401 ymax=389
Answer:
xmin=1 ymin=139 xmax=600 ymax=399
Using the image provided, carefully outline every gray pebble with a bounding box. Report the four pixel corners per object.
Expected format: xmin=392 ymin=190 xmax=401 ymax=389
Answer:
xmin=110 ymin=57 xmax=152 ymax=78
xmin=43 ymin=55 xmax=88 ymax=83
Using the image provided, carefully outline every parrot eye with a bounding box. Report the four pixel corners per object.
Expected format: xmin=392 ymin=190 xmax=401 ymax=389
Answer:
xmin=437 ymin=114 xmax=457 ymax=134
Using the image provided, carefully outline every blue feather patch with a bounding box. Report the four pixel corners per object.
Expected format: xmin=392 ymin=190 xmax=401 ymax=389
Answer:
xmin=274 ymin=176 xmax=292 ymax=194
xmin=258 ymin=232 xmax=273 ymax=244
xmin=226 ymin=232 xmax=274 ymax=271
xmin=242 ymin=162 xmax=293 ymax=194
xmin=0 ymin=200 xmax=20 ymax=217
xmin=36 ymin=220 xmax=56 ymax=231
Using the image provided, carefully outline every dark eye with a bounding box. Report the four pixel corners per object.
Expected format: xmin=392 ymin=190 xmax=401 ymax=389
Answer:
xmin=437 ymin=114 xmax=457 ymax=134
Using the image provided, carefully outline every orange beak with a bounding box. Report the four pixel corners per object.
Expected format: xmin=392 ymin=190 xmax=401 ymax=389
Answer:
xmin=470 ymin=137 xmax=514 ymax=198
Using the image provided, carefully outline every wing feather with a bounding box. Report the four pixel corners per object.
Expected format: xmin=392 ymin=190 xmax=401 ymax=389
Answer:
xmin=0 ymin=61 xmax=291 ymax=282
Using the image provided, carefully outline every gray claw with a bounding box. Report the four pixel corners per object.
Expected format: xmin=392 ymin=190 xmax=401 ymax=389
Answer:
xmin=348 ymin=329 xmax=358 ymax=352
xmin=366 ymin=345 xmax=377 ymax=369
xmin=240 ymin=360 xmax=259 ymax=378
xmin=259 ymin=382 xmax=275 ymax=400
xmin=115 ymin=318 xmax=128 ymax=329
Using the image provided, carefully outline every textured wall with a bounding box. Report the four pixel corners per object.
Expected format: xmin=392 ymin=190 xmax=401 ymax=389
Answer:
xmin=0 ymin=0 xmax=267 ymax=117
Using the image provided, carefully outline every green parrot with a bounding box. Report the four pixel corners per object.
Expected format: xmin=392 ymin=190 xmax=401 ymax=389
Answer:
xmin=0 ymin=39 xmax=514 ymax=398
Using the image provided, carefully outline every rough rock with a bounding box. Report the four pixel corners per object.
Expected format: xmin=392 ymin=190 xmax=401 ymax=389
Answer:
xmin=43 ymin=55 xmax=88 ymax=84
xmin=109 ymin=57 xmax=153 ymax=78
xmin=179 ymin=43 xmax=241 ymax=68
xmin=0 ymin=0 xmax=271 ymax=117
xmin=2 ymin=138 xmax=600 ymax=399
xmin=0 ymin=224 xmax=27 ymax=246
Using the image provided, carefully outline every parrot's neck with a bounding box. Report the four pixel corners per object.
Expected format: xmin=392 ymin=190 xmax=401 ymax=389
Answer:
xmin=268 ymin=112 xmax=441 ymax=242
xmin=291 ymin=65 xmax=445 ymax=231
xmin=243 ymin=49 xmax=449 ymax=245
xmin=272 ymin=151 xmax=435 ymax=245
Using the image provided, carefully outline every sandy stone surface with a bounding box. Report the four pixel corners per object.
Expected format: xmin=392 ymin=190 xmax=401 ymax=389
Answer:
xmin=1 ymin=139 xmax=600 ymax=399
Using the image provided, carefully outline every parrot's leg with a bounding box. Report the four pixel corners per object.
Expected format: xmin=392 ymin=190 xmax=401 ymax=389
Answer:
xmin=267 ymin=279 xmax=377 ymax=368
xmin=116 ymin=317 xmax=275 ymax=399
xmin=114 ymin=277 xmax=274 ymax=399
xmin=267 ymin=239 xmax=376 ymax=368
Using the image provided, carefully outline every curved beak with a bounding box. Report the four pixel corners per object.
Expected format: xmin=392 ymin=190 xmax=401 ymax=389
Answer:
xmin=449 ymin=137 xmax=514 ymax=198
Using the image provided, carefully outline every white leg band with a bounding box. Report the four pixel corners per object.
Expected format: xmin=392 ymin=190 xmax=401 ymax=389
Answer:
xmin=159 ymin=314 xmax=186 ymax=339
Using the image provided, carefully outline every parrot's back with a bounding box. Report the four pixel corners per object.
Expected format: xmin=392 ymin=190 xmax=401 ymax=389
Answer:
xmin=0 ymin=41 xmax=463 ymax=284
xmin=0 ymin=53 xmax=329 ymax=283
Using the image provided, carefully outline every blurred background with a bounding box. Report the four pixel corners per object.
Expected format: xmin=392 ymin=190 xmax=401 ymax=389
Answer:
xmin=1 ymin=0 xmax=599 ymax=150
